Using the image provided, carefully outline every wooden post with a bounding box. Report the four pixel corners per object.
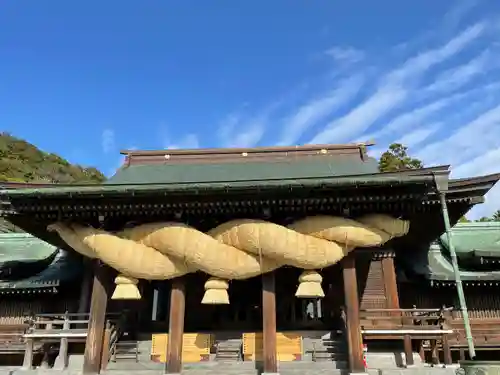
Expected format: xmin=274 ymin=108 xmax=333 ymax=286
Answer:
xmin=262 ymin=271 xmax=278 ymax=374
xmin=79 ymin=259 xmax=94 ymax=314
xmin=101 ymin=321 xmax=112 ymax=371
xmin=459 ymin=347 xmax=466 ymax=361
xmin=54 ymin=312 xmax=70 ymax=369
xmin=22 ymin=338 xmax=34 ymax=370
xmin=381 ymin=256 xmax=399 ymax=309
xmin=403 ymin=334 xmax=414 ymax=367
xmin=442 ymin=308 xmax=452 ymax=366
xmin=442 ymin=334 xmax=452 ymax=365
xmin=342 ymin=254 xmax=364 ymax=373
xmin=165 ymin=277 xmax=186 ymax=374
xmin=83 ymin=261 xmax=111 ymax=374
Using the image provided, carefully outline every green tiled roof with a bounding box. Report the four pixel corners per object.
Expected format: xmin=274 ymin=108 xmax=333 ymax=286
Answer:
xmin=107 ymin=156 xmax=380 ymax=185
xmin=0 ymin=250 xmax=82 ymax=292
xmin=0 ymin=233 xmax=81 ymax=291
xmin=0 ymin=233 xmax=57 ymax=263
xmin=439 ymin=222 xmax=500 ymax=258
xmin=404 ymin=222 xmax=500 ymax=282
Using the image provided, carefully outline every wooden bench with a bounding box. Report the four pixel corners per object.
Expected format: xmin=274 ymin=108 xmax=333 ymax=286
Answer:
xmin=242 ymin=332 xmax=302 ymax=362
xmin=151 ymin=333 xmax=213 ymax=363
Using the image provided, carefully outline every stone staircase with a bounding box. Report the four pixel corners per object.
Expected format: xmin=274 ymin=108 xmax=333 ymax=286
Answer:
xmin=302 ymin=333 xmax=348 ymax=369
xmin=214 ymin=338 xmax=242 ymax=362
xmin=105 ymin=339 xmax=155 ymax=371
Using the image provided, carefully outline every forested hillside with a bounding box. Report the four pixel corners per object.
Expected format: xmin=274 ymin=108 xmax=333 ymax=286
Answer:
xmin=0 ymin=133 xmax=106 ymax=232
xmin=0 ymin=133 xmax=105 ymax=183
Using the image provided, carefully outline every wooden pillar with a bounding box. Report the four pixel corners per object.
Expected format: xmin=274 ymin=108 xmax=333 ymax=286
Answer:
xmin=262 ymin=272 xmax=278 ymax=374
xmin=442 ymin=334 xmax=452 ymax=365
xmin=82 ymin=261 xmax=111 ymax=375
xmin=165 ymin=278 xmax=186 ymax=374
xmin=403 ymin=334 xmax=414 ymax=367
xmin=342 ymin=254 xmax=364 ymax=373
xmin=78 ymin=259 xmax=94 ymax=314
xmin=381 ymin=256 xmax=400 ymax=309
xmin=22 ymin=339 xmax=34 ymax=370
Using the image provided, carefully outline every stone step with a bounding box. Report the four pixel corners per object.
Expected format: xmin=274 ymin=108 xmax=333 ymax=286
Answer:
xmin=214 ymin=338 xmax=242 ymax=362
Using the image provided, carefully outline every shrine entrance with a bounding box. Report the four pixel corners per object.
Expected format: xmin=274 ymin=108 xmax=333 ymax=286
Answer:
xmin=130 ymin=265 xmax=345 ymax=334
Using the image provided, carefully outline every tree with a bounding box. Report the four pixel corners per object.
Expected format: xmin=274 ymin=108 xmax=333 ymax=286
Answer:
xmin=477 ymin=217 xmax=492 ymax=222
xmin=378 ymin=143 xmax=424 ymax=172
xmin=458 ymin=216 xmax=470 ymax=223
xmin=492 ymin=210 xmax=500 ymax=222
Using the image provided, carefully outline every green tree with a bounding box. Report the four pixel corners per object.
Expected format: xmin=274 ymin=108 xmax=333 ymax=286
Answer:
xmin=492 ymin=210 xmax=500 ymax=222
xmin=477 ymin=217 xmax=492 ymax=222
xmin=378 ymin=143 xmax=424 ymax=172
xmin=458 ymin=216 xmax=470 ymax=223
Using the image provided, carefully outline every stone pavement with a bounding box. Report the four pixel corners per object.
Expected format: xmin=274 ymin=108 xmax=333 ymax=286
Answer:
xmin=0 ymin=364 xmax=459 ymax=375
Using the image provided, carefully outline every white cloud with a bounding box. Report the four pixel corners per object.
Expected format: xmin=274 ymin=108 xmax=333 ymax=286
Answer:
xmin=309 ymin=85 xmax=407 ymax=144
xmin=218 ymin=102 xmax=282 ymax=148
xmin=324 ymin=46 xmax=364 ymax=65
xmin=395 ymin=122 xmax=442 ymax=148
xmin=422 ymin=50 xmax=490 ymax=94
xmin=101 ymin=129 xmax=115 ymax=154
xmin=452 ymin=147 xmax=500 ymax=219
xmin=453 ymin=147 xmax=500 ymax=178
xmin=278 ymin=75 xmax=363 ymax=146
xmin=361 ymin=97 xmax=453 ymax=143
xmin=386 ymin=22 xmax=485 ymax=84
xmin=218 ymin=112 xmax=267 ymax=148
xmin=166 ymin=133 xmax=200 ymax=150
xmin=309 ymin=23 xmax=485 ymax=145
xmin=416 ymin=103 xmax=500 ymax=166
xmin=442 ymin=0 xmax=480 ymax=32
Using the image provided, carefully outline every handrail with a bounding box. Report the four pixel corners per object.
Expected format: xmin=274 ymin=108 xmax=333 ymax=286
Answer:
xmin=107 ymin=313 xmax=127 ymax=365
xmin=35 ymin=312 xmax=121 ymax=318
xmin=25 ymin=311 xmax=121 ymax=333
xmin=359 ymin=307 xmax=452 ymax=326
xmin=361 ymin=308 xmax=452 ymax=313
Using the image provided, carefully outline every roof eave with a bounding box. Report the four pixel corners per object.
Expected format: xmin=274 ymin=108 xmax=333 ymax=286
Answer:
xmin=0 ymin=172 xmax=441 ymax=200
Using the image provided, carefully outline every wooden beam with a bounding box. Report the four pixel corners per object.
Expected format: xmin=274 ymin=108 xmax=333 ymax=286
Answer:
xmin=262 ymin=272 xmax=278 ymax=374
xmin=165 ymin=278 xmax=186 ymax=374
xmin=82 ymin=261 xmax=111 ymax=375
xmin=342 ymin=254 xmax=365 ymax=373
xmin=381 ymin=257 xmax=400 ymax=309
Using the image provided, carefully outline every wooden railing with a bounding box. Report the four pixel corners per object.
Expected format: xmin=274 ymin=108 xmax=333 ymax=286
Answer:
xmin=22 ymin=311 xmax=122 ymax=370
xmin=0 ymin=323 xmax=30 ymax=354
xmin=359 ymin=307 xmax=453 ymax=366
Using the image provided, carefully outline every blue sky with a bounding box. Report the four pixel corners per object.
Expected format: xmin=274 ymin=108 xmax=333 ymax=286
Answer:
xmin=1 ymin=0 xmax=500 ymax=218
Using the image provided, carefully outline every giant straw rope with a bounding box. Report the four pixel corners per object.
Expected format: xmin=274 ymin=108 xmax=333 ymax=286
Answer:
xmin=47 ymin=214 xmax=409 ymax=304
